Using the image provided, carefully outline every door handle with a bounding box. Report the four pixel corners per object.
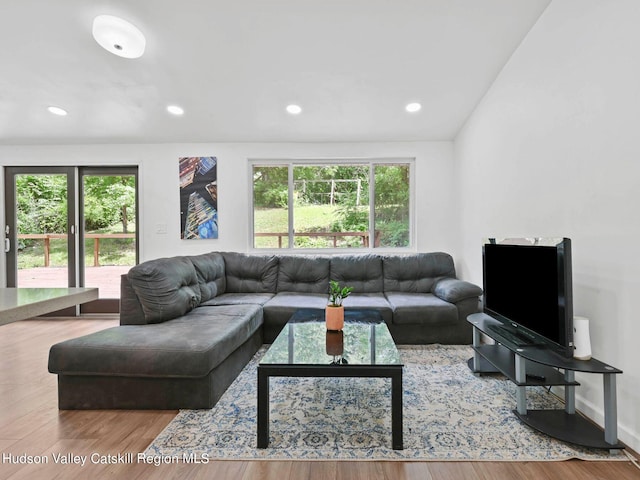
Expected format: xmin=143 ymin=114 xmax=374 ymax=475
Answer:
xmin=4 ymin=238 xmax=9 ymax=253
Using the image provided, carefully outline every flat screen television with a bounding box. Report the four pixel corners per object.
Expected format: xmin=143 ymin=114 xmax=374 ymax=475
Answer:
xmin=482 ymin=237 xmax=574 ymax=358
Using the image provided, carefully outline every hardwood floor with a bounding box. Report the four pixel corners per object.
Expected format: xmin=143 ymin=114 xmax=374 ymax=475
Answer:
xmin=0 ymin=316 xmax=638 ymax=480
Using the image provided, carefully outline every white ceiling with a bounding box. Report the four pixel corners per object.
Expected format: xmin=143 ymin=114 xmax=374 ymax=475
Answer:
xmin=0 ymin=0 xmax=551 ymax=145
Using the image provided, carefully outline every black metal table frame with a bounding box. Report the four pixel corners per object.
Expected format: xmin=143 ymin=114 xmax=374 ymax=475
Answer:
xmin=257 ymin=363 xmax=403 ymax=450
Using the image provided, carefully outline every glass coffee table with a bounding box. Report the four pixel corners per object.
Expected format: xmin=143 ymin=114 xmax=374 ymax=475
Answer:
xmin=257 ymin=308 xmax=404 ymax=450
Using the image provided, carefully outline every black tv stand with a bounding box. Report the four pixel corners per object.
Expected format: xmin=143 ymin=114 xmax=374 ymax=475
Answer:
xmin=467 ymin=312 xmax=623 ymax=451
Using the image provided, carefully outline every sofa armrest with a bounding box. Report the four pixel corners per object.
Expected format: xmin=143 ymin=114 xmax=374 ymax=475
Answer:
xmin=432 ymin=278 xmax=483 ymax=304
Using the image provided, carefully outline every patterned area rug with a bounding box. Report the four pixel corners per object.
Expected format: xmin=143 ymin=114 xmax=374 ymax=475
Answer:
xmin=145 ymin=345 xmax=624 ymax=461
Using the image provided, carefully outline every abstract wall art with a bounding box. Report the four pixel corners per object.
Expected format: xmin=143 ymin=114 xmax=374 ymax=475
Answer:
xmin=179 ymin=156 xmax=218 ymax=239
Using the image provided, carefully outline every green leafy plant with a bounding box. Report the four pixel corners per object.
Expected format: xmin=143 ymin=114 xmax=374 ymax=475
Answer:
xmin=328 ymin=280 xmax=354 ymax=307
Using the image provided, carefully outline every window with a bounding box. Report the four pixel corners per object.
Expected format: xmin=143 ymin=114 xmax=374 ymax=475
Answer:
xmin=252 ymin=160 xmax=412 ymax=249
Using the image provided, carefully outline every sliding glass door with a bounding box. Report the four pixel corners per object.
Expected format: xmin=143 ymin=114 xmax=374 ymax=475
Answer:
xmin=4 ymin=166 xmax=138 ymax=313
xmin=4 ymin=167 xmax=76 ymax=289
xmin=79 ymin=167 xmax=138 ymax=312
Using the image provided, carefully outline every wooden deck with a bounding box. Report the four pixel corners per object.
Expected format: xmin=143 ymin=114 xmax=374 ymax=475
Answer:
xmin=17 ymin=266 xmax=129 ymax=299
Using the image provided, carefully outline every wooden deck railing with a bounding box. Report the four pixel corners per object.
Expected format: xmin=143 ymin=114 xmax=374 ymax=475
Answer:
xmin=255 ymin=231 xmax=375 ymax=248
xmin=17 ymin=233 xmax=135 ymax=267
xmin=20 ymin=231 xmax=374 ymax=266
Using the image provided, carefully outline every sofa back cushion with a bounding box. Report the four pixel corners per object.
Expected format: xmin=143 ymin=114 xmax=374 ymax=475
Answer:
xmin=330 ymin=254 xmax=383 ymax=293
xmin=126 ymin=256 xmax=201 ymax=324
xmin=277 ymin=255 xmax=330 ymax=293
xmin=383 ymin=252 xmax=456 ymax=293
xmin=222 ymin=252 xmax=278 ymax=293
xmin=189 ymin=252 xmax=226 ymax=302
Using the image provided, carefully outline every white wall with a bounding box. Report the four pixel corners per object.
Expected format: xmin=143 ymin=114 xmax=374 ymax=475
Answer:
xmin=455 ymin=0 xmax=640 ymax=451
xmin=0 ymin=140 xmax=457 ymax=276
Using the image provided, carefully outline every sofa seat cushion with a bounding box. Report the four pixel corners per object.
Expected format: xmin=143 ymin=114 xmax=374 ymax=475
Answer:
xmin=48 ymin=304 xmax=263 ymax=379
xmin=385 ymin=292 xmax=457 ymax=325
xmin=201 ymin=292 xmax=274 ymax=306
xmin=342 ymin=293 xmax=393 ymax=323
xmin=263 ymin=292 xmax=328 ymax=327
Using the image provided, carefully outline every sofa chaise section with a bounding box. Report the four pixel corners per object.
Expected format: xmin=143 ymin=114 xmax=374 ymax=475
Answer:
xmin=49 ymin=253 xmax=264 ymax=409
xmin=48 ymin=303 xmax=263 ymax=409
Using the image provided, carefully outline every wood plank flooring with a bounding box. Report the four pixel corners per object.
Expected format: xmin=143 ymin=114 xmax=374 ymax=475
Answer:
xmin=0 ymin=316 xmax=638 ymax=480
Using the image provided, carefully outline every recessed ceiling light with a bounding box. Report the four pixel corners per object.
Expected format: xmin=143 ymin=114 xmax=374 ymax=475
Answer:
xmin=92 ymin=15 xmax=146 ymax=59
xmin=47 ymin=106 xmax=68 ymax=116
xmin=286 ymin=104 xmax=302 ymax=115
xmin=405 ymin=102 xmax=422 ymax=113
xmin=167 ymin=105 xmax=184 ymax=115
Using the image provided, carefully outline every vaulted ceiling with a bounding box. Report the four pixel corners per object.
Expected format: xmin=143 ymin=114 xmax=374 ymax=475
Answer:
xmin=0 ymin=0 xmax=551 ymax=145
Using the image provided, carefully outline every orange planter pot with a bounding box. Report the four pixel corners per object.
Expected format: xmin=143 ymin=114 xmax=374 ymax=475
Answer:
xmin=325 ymin=306 xmax=344 ymax=331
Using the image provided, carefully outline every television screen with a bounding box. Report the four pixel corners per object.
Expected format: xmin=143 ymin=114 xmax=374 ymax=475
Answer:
xmin=483 ymin=238 xmax=573 ymax=357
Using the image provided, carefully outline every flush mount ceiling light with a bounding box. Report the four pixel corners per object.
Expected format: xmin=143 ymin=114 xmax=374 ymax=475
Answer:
xmin=92 ymin=15 xmax=146 ymax=59
xmin=286 ymin=104 xmax=302 ymax=115
xmin=405 ymin=102 xmax=422 ymax=113
xmin=47 ymin=106 xmax=68 ymax=116
xmin=167 ymin=105 xmax=184 ymax=115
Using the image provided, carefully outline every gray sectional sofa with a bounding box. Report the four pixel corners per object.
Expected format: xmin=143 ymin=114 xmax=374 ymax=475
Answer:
xmin=48 ymin=252 xmax=482 ymax=410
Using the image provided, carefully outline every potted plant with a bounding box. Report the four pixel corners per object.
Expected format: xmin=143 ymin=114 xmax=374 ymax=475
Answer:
xmin=326 ymin=280 xmax=353 ymax=331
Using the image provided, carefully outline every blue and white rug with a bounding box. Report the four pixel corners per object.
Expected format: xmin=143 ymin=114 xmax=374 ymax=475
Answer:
xmin=145 ymin=345 xmax=624 ymax=461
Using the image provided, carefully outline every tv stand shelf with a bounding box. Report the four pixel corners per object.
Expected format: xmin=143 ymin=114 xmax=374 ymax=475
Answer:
xmin=467 ymin=313 xmax=623 ymax=450
xmin=470 ymin=344 xmax=579 ymax=387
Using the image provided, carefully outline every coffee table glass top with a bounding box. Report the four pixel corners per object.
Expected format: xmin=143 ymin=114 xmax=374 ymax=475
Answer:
xmin=260 ymin=308 xmax=402 ymax=366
